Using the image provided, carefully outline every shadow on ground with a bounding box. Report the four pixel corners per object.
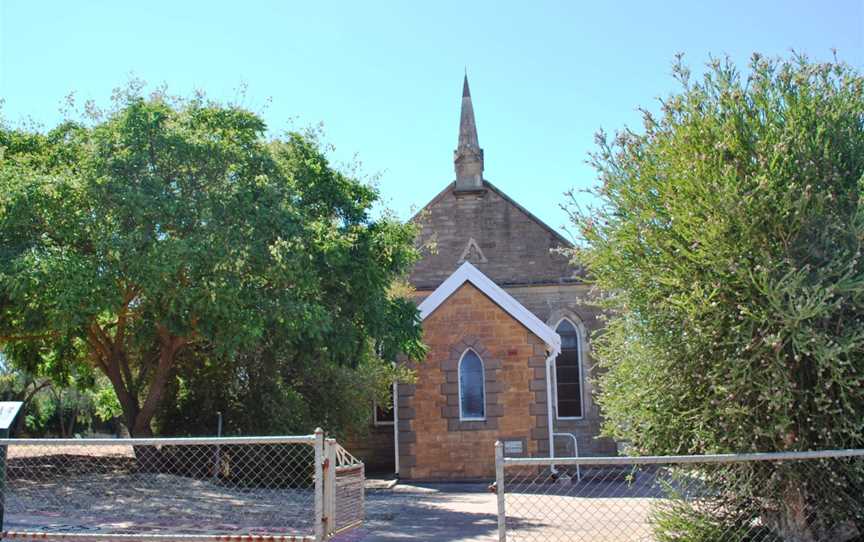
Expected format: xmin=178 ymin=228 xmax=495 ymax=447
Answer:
xmin=339 ymin=483 xmax=547 ymax=542
xmin=336 ymin=477 xmax=672 ymax=542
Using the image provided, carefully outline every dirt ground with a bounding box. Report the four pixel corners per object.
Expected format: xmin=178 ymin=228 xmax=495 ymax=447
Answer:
xmin=5 ymin=471 xmax=316 ymax=536
xmin=4 ymin=445 xmax=317 ymax=537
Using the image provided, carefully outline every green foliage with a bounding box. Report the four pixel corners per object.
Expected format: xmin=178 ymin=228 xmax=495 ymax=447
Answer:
xmin=651 ymin=493 xmax=780 ymax=542
xmin=91 ymin=380 xmax=123 ymax=423
xmin=0 ymin=355 xmax=120 ymax=436
xmin=568 ymin=54 xmax=864 ymax=539
xmin=0 ymin=85 xmax=426 ymax=436
xmin=156 ymin=341 xmax=411 ymax=437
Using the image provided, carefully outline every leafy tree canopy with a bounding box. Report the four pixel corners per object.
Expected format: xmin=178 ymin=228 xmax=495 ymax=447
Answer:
xmin=572 ymin=54 xmax=864 ymax=454
xmin=569 ymin=54 xmax=864 ymax=539
xmin=0 ymin=87 xmax=425 ymax=436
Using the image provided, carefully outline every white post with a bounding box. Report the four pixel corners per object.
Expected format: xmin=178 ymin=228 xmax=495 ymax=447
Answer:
xmin=495 ymin=440 xmax=506 ymax=542
xmin=545 ymin=351 xmax=558 ymax=474
xmin=392 ymin=380 xmax=400 ymax=477
xmin=314 ymin=428 xmax=324 ymax=542
xmin=324 ymin=438 xmax=337 ymax=537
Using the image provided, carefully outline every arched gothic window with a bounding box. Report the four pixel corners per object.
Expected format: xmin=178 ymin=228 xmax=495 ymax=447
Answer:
xmin=458 ymin=349 xmax=485 ymax=420
xmin=555 ymin=319 xmax=583 ymax=418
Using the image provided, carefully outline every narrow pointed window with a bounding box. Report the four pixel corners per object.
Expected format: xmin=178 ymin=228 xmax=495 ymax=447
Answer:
xmin=555 ymin=319 xmax=583 ymax=418
xmin=458 ymin=350 xmax=485 ymax=420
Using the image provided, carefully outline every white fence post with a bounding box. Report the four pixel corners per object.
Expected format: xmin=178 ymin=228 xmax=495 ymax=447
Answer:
xmin=314 ymin=428 xmax=324 ymax=542
xmin=324 ymin=437 xmax=337 ymax=538
xmin=495 ymin=440 xmax=506 ymax=542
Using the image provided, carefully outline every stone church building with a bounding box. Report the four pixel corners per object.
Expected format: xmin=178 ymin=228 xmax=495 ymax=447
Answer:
xmin=353 ymin=76 xmax=615 ymax=480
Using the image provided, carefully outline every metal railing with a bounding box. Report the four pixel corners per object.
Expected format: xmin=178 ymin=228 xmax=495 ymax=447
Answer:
xmin=0 ymin=429 xmax=364 ymax=541
xmin=494 ymin=442 xmax=864 ymax=541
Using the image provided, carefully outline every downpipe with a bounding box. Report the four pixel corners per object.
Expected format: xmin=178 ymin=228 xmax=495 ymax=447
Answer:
xmin=544 ymin=346 xmax=560 ymax=475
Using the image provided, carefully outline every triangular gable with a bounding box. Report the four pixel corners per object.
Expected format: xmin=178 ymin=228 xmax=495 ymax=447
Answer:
xmin=409 ymin=181 xmax=572 ymax=248
xmin=407 ymin=181 xmax=582 ymax=291
xmin=417 ymin=262 xmax=561 ymax=351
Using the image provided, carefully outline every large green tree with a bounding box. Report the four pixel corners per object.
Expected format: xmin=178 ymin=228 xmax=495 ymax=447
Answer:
xmin=0 ymin=90 xmax=425 ymax=436
xmin=569 ymin=55 xmax=864 ymax=540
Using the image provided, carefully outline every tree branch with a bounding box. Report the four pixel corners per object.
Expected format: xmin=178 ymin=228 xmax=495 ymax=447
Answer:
xmin=85 ymin=325 xmax=112 ymax=374
xmin=23 ymin=380 xmax=52 ymax=404
xmin=0 ymin=332 xmax=57 ymax=343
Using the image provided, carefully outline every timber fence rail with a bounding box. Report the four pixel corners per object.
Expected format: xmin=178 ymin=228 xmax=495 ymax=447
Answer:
xmin=0 ymin=429 xmax=364 ymax=541
xmin=494 ymin=443 xmax=864 ymax=542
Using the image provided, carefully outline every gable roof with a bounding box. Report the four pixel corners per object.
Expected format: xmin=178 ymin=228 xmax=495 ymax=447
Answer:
xmin=417 ymin=261 xmax=561 ymax=351
xmin=410 ymin=180 xmax=573 ymax=248
xmin=407 ymin=179 xmax=583 ymax=290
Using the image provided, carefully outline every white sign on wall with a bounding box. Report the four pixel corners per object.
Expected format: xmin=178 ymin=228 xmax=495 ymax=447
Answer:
xmin=503 ymin=440 xmax=524 ymax=456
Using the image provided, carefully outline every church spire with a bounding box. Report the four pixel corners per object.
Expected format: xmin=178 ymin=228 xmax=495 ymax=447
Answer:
xmin=454 ymin=73 xmax=484 ymax=192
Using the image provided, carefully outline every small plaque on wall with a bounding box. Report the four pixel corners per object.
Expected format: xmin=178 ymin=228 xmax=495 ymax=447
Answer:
xmin=503 ymin=440 xmax=524 ymax=456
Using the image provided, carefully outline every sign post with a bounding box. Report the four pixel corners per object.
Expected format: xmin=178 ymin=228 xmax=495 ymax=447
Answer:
xmin=0 ymin=402 xmax=23 ymax=534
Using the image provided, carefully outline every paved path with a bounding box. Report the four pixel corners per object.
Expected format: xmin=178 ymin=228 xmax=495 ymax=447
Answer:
xmin=346 ymin=483 xmax=500 ymax=542
xmin=339 ymin=479 xmax=660 ymax=542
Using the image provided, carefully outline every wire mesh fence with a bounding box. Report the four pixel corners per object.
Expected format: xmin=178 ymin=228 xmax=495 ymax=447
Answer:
xmin=0 ymin=432 xmax=364 ymax=541
xmin=496 ymin=445 xmax=864 ymax=542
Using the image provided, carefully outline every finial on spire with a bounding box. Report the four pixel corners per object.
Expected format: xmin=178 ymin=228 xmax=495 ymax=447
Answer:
xmin=454 ymin=73 xmax=484 ymax=192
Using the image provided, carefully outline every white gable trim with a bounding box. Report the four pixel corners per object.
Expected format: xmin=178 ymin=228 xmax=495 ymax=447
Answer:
xmin=418 ymin=262 xmax=561 ymax=351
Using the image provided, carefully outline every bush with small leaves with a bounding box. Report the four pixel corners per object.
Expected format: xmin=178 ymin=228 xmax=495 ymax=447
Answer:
xmin=568 ymin=54 xmax=864 ymax=541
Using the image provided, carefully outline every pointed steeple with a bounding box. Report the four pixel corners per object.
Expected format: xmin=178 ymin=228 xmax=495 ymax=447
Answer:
xmin=454 ymin=73 xmax=484 ymax=192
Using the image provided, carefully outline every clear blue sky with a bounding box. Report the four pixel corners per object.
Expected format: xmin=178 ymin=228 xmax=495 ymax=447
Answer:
xmin=1 ymin=1 xmax=862 ymax=236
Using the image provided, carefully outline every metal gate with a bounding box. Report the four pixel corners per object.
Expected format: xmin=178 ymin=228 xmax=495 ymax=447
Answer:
xmin=322 ymin=439 xmax=365 ymax=537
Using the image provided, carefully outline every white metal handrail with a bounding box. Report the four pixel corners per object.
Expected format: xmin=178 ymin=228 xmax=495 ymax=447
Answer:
xmin=551 ymin=432 xmax=580 ymax=481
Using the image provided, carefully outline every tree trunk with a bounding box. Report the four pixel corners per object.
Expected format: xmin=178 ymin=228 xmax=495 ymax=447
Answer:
xmin=102 ymin=356 xmax=141 ymax=435
xmin=112 ymin=358 xmax=164 ymax=472
xmin=763 ymin=480 xmax=860 ymax=542
xmin=130 ymin=335 xmax=183 ymax=471
xmin=766 ymin=482 xmax=816 ymax=542
xmin=89 ymin=321 xmax=186 ymax=470
xmin=103 ymin=339 xmax=181 ymax=438
xmin=133 ymin=333 xmax=182 ymax=436
xmin=66 ymin=403 xmax=78 ymax=438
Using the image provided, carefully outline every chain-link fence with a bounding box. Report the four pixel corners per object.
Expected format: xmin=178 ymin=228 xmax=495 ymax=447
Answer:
xmin=0 ymin=430 xmax=365 ymax=541
xmin=495 ymin=444 xmax=864 ymax=542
